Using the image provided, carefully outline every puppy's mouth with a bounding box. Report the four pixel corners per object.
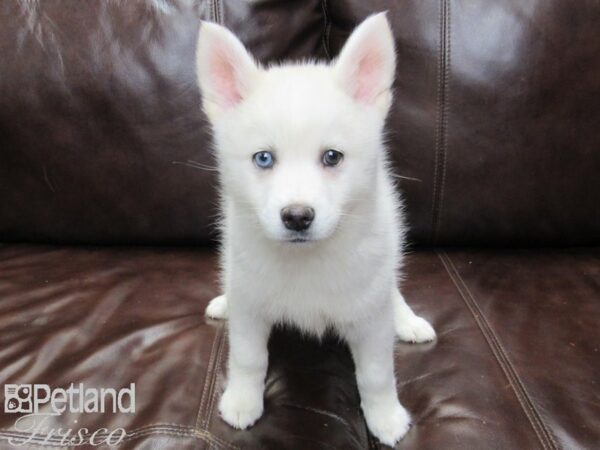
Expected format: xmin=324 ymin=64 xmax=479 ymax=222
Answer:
xmin=289 ymin=237 xmax=309 ymax=243
xmin=284 ymin=232 xmax=313 ymax=244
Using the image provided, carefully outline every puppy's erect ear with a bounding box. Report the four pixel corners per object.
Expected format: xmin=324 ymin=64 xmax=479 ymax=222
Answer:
xmin=196 ymin=22 xmax=259 ymax=120
xmin=334 ymin=13 xmax=396 ymax=114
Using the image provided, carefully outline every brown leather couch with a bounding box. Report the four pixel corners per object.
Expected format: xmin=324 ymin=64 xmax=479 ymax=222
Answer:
xmin=0 ymin=1 xmax=598 ymax=449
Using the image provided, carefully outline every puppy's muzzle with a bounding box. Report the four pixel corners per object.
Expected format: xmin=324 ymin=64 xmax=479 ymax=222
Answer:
xmin=281 ymin=205 xmax=315 ymax=231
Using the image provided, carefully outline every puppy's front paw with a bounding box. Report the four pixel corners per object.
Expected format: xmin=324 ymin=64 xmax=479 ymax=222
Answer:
xmin=218 ymin=385 xmax=263 ymax=429
xmin=395 ymin=315 xmax=436 ymax=343
xmin=363 ymin=401 xmax=411 ymax=447
xmin=206 ymin=295 xmax=228 ymax=319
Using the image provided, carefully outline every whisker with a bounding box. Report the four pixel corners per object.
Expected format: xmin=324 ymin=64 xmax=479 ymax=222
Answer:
xmin=187 ymin=159 xmax=218 ymax=170
xmin=339 ymin=212 xmax=361 ymax=219
xmin=172 ymin=160 xmax=219 ymax=172
xmin=392 ymin=174 xmax=422 ymax=182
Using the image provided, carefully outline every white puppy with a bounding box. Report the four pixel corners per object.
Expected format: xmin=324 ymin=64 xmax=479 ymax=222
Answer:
xmin=196 ymin=13 xmax=436 ymax=446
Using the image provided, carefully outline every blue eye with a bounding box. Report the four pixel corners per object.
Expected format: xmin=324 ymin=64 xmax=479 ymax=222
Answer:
xmin=322 ymin=149 xmax=344 ymax=167
xmin=253 ymin=151 xmax=274 ymax=169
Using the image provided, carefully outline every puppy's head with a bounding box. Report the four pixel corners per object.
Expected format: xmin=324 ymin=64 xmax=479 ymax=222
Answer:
xmin=196 ymin=13 xmax=395 ymax=243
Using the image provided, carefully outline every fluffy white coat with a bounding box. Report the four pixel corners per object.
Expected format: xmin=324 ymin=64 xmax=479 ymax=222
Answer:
xmin=196 ymin=13 xmax=436 ymax=446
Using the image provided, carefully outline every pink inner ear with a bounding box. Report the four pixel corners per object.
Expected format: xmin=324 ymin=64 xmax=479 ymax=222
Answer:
xmin=210 ymin=44 xmax=242 ymax=108
xmin=354 ymin=49 xmax=384 ymax=103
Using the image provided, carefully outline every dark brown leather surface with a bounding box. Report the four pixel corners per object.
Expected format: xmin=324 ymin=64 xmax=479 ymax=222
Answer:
xmin=0 ymin=0 xmax=212 ymax=244
xmin=0 ymin=0 xmax=323 ymax=245
xmin=0 ymin=244 xmax=369 ymax=450
xmin=1 ymin=244 xmax=598 ymax=449
xmin=326 ymin=0 xmax=600 ymax=245
xmin=1 ymin=1 xmax=598 ymax=245
xmin=1 ymin=1 xmax=599 ymax=449
xmin=438 ymin=248 xmax=600 ymax=450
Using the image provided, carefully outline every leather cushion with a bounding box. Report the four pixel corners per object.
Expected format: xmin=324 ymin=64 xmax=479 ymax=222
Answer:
xmin=1 ymin=1 xmax=598 ymax=245
xmin=326 ymin=0 xmax=600 ymax=245
xmin=1 ymin=244 xmax=598 ymax=448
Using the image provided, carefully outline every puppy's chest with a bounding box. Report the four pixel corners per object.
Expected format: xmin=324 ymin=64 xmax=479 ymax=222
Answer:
xmin=248 ymin=279 xmax=374 ymax=335
xmin=231 ymin=249 xmax=392 ymax=328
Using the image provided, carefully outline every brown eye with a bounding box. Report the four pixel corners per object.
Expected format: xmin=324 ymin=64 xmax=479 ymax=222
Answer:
xmin=322 ymin=149 xmax=344 ymax=167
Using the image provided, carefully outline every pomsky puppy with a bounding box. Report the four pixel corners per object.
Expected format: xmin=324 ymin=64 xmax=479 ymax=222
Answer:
xmin=195 ymin=13 xmax=436 ymax=446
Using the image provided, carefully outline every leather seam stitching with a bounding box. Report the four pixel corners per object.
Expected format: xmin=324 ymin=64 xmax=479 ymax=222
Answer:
xmin=437 ymin=0 xmax=451 ymax=242
xmin=320 ymin=0 xmax=332 ymax=59
xmin=431 ymin=0 xmax=451 ymax=244
xmin=437 ymin=250 xmax=558 ymax=450
xmin=430 ymin=0 xmax=443 ymax=244
xmin=195 ymin=322 xmax=224 ymax=430
xmin=216 ymin=0 xmax=223 ymax=24
xmin=204 ymin=324 xmax=227 ymax=431
xmin=0 ymin=425 xmax=238 ymax=449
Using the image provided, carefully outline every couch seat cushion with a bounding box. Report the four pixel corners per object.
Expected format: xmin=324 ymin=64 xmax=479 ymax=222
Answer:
xmin=0 ymin=244 xmax=597 ymax=449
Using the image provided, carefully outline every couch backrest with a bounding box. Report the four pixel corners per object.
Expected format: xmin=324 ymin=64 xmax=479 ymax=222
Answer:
xmin=1 ymin=0 xmax=598 ymax=246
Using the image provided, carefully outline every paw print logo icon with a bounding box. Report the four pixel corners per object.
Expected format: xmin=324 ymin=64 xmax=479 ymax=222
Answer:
xmin=4 ymin=385 xmax=33 ymax=413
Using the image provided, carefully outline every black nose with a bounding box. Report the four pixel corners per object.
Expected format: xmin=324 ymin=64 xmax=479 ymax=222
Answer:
xmin=281 ymin=205 xmax=315 ymax=231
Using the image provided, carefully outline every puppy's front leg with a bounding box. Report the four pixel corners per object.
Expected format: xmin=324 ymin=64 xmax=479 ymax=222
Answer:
xmin=346 ymin=311 xmax=410 ymax=446
xmin=219 ymin=309 xmax=270 ymax=429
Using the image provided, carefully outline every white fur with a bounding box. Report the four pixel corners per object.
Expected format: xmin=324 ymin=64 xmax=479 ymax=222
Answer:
xmin=196 ymin=13 xmax=435 ymax=447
